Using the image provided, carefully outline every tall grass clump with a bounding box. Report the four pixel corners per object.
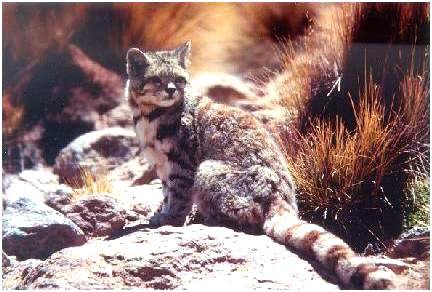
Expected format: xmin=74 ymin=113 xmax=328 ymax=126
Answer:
xmin=283 ymin=61 xmax=429 ymax=250
xmin=272 ymin=3 xmax=429 ymax=250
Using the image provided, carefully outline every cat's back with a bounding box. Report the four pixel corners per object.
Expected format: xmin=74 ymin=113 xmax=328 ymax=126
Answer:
xmin=192 ymin=96 xmax=281 ymax=163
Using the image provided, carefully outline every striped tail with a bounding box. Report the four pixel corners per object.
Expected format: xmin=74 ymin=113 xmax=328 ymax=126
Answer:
xmin=263 ymin=212 xmax=396 ymax=289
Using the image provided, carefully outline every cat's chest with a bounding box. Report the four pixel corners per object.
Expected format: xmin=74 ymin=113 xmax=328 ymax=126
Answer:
xmin=134 ymin=118 xmax=174 ymax=177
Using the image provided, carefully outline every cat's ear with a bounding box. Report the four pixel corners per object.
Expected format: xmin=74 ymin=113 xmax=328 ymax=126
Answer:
xmin=126 ymin=48 xmax=149 ymax=77
xmin=175 ymin=41 xmax=191 ymax=69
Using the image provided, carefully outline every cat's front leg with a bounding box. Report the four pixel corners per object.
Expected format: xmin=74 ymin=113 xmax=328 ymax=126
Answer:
xmin=149 ymin=180 xmax=192 ymax=227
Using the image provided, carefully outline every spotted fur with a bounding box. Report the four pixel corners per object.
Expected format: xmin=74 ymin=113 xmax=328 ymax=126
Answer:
xmin=125 ymin=42 xmax=396 ymax=289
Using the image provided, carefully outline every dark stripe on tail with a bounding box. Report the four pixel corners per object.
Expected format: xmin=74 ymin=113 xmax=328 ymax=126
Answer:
xmin=302 ymin=230 xmax=327 ymax=257
xmin=263 ymin=212 xmax=395 ymax=289
xmin=325 ymin=245 xmax=352 ymax=274
xmin=350 ymin=264 xmax=379 ymax=289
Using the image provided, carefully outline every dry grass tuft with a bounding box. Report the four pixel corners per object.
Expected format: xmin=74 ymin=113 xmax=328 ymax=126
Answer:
xmin=268 ymin=3 xmax=429 ymax=250
xmin=264 ymin=4 xmax=352 ymax=108
xmin=282 ymin=53 xmax=429 ymax=250
xmin=2 ymin=95 xmax=24 ymax=137
xmin=64 ymin=166 xmax=113 ymax=201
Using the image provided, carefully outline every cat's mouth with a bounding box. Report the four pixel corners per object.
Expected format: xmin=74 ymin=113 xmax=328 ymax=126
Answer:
xmin=132 ymin=87 xmax=183 ymax=108
xmin=135 ymin=96 xmax=179 ymax=108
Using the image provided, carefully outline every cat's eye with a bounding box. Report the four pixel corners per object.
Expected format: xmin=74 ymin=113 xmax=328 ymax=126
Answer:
xmin=175 ymin=77 xmax=186 ymax=86
xmin=138 ymin=82 xmax=145 ymax=91
xmin=150 ymin=77 xmax=162 ymax=87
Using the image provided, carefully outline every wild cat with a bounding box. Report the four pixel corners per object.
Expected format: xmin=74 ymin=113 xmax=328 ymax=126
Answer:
xmin=125 ymin=41 xmax=396 ymax=289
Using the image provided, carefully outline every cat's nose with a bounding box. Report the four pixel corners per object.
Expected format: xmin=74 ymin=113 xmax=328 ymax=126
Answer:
xmin=165 ymin=83 xmax=176 ymax=96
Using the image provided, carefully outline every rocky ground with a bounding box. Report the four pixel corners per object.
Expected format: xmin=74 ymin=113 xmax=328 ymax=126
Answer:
xmin=2 ymin=124 xmax=430 ymax=289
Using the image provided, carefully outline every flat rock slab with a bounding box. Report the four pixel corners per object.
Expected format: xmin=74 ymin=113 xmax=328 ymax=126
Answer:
xmin=2 ymin=197 xmax=86 ymax=260
xmin=3 ymin=224 xmax=339 ymax=290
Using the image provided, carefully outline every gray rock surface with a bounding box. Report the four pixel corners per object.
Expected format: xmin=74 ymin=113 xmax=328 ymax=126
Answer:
xmin=2 ymin=197 xmax=86 ymax=260
xmin=3 ymin=174 xmax=46 ymax=204
xmin=2 ymin=224 xmax=339 ymax=290
xmin=388 ymin=227 xmax=430 ymax=260
xmin=110 ymin=156 xmax=157 ymax=186
xmin=104 ymin=102 xmax=134 ymax=128
xmin=2 ymin=171 xmax=427 ymax=290
xmin=54 ymin=195 xmax=128 ymax=238
xmin=54 ymin=128 xmax=140 ymax=187
xmin=2 ymin=256 xmax=43 ymax=289
xmin=3 ymin=168 xmax=73 ymax=211
xmin=111 ymin=180 xmax=165 ymax=223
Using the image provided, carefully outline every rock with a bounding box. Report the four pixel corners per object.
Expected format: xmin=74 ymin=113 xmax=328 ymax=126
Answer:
xmin=191 ymin=73 xmax=260 ymax=106
xmin=2 ymin=197 xmax=86 ymax=260
xmin=388 ymin=227 xmax=430 ymax=260
xmin=3 ymin=168 xmax=72 ymax=205
xmin=3 ymin=175 xmax=46 ymax=204
xmin=54 ymin=127 xmax=139 ymax=187
xmin=18 ymin=168 xmax=59 ymax=188
xmin=54 ymin=195 xmax=127 ymax=238
xmin=110 ymin=156 xmax=157 ymax=186
xmin=3 ymin=44 xmax=125 ymax=170
xmin=44 ymin=187 xmax=74 ymax=212
xmin=2 ymin=124 xmax=45 ymax=173
xmin=104 ymin=102 xmax=134 ymax=129
xmin=3 ymin=251 xmax=11 ymax=268
xmin=112 ymin=181 xmax=164 ymax=223
xmin=4 ymin=224 xmax=339 ymax=289
xmin=2 ymin=256 xmax=43 ymax=290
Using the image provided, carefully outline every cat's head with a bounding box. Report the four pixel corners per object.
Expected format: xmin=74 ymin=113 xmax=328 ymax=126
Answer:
xmin=126 ymin=41 xmax=191 ymax=107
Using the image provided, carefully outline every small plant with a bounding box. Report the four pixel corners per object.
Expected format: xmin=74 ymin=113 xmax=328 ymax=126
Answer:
xmin=64 ymin=166 xmax=113 ymax=201
xmin=402 ymin=178 xmax=430 ymax=230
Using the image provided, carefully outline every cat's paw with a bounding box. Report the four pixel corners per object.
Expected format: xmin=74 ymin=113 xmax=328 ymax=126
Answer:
xmin=184 ymin=204 xmax=204 ymax=226
xmin=149 ymin=213 xmax=182 ymax=227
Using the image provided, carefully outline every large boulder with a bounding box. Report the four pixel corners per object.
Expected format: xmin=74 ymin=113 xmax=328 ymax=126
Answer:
xmin=54 ymin=127 xmax=140 ymax=187
xmin=2 ymin=224 xmax=339 ymax=290
xmin=46 ymin=180 xmax=164 ymax=237
xmin=191 ymin=73 xmax=260 ymax=106
xmin=2 ymin=197 xmax=86 ymax=260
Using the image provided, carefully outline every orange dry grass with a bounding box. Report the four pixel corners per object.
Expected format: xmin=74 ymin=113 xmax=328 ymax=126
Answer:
xmin=286 ymin=82 xmax=393 ymax=212
xmin=111 ymin=3 xmax=206 ymax=51
xmin=265 ymin=4 xmax=353 ymax=108
xmin=2 ymin=95 xmax=24 ymax=137
xmin=64 ymin=166 xmax=113 ymax=200
xmin=283 ymin=62 xmax=429 ymax=248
